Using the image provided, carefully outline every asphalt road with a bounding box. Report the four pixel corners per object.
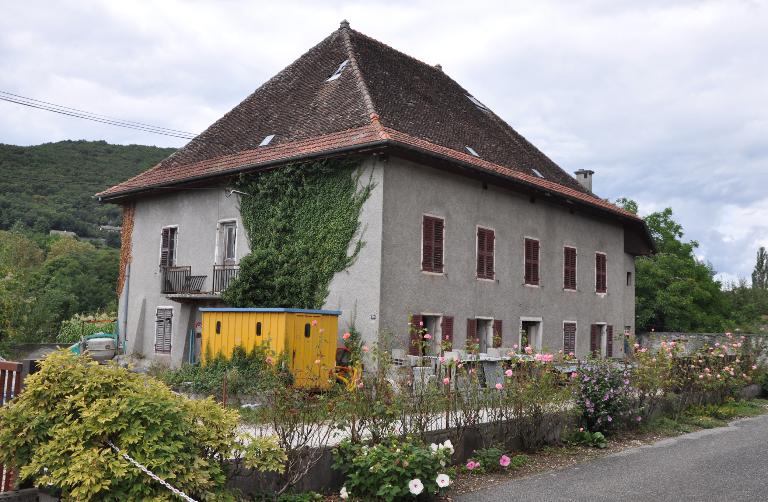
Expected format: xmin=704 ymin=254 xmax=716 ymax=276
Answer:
xmin=456 ymin=413 xmax=768 ymax=502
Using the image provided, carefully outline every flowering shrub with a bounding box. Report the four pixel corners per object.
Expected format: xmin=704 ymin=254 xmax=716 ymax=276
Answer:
xmin=575 ymin=358 xmax=634 ymax=432
xmin=466 ymin=448 xmax=529 ymax=474
xmin=333 ymin=438 xmax=453 ymax=501
xmin=632 ymin=340 xmax=680 ymax=419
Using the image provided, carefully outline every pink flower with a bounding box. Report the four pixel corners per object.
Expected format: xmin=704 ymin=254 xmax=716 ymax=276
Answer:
xmin=266 ymin=356 xmax=274 ymax=365
xmin=443 ymin=377 xmax=450 ymax=385
xmin=314 ymin=359 xmax=321 ymax=365
xmin=342 ymin=332 xmax=351 ymax=340
xmin=357 ymin=382 xmax=364 ymax=389
xmin=424 ymin=333 xmax=432 ymax=340
xmin=362 ymin=345 xmax=370 ymax=353
xmin=579 ymin=427 xmax=584 ymax=432
xmin=495 ymin=383 xmax=503 ymax=390
xmin=312 ymin=319 xmax=318 ymax=326
xmin=499 ymin=455 xmax=511 ymax=467
xmin=524 ymin=345 xmax=533 ymax=354
xmin=439 ymin=356 xmax=446 ymax=363
xmin=466 ymin=460 xmax=478 ymax=471
xmin=512 ymin=344 xmax=519 ymax=350
xmin=419 ymin=321 xmax=424 ymax=327
xmin=752 ymin=365 xmax=758 ymax=370
xmin=505 ymin=369 xmax=513 ymax=377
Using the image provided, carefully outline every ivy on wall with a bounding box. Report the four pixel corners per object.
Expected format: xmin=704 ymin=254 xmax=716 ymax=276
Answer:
xmin=223 ymin=158 xmax=373 ymax=309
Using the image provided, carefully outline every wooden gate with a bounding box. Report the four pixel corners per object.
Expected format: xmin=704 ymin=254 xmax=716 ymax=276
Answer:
xmin=0 ymin=360 xmax=24 ymax=492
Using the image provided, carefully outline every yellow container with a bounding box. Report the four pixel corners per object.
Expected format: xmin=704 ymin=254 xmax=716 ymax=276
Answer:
xmin=199 ymin=308 xmax=340 ymax=389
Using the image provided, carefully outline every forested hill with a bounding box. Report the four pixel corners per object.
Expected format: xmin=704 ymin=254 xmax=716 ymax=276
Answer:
xmin=0 ymin=140 xmax=176 ymax=244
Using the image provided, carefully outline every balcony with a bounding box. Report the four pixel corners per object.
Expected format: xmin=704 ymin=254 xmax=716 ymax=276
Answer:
xmin=160 ymin=264 xmax=240 ymax=300
xmin=161 ymin=266 xmax=207 ymax=294
xmin=212 ymin=264 xmax=240 ymax=294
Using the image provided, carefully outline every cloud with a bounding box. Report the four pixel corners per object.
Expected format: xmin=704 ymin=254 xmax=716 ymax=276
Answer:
xmin=0 ymin=0 xmax=766 ymax=279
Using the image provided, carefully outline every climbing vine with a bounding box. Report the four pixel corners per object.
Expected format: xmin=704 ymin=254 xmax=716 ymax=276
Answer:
xmin=223 ymin=158 xmax=373 ymax=308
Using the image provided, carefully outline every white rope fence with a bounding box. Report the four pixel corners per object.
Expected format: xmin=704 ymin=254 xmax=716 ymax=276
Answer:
xmin=107 ymin=440 xmax=198 ymax=502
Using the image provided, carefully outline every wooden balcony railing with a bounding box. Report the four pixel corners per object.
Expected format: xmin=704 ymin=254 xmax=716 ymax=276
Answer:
xmin=161 ymin=266 xmax=207 ymax=294
xmin=212 ymin=264 xmax=240 ymax=294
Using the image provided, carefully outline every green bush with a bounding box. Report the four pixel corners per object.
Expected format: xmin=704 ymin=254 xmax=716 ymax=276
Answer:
xmin=470 ymin=447 xmax=505 ymax=473
xmin=157 ymin=345 xmax=291 ymax=398
xmin=0 ymin=351 xmax=284 ymax=500
xmin=57 ymin=312 xmax=116 ymax=343
xmin=334 ymin=438 xmax=453 ymax=501
xmin=568 ymin=429 xmax=608 ymax=449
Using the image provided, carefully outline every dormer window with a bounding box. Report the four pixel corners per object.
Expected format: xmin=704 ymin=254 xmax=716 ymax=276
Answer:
xmin=326 ymin=60 xmax=349 ymax=81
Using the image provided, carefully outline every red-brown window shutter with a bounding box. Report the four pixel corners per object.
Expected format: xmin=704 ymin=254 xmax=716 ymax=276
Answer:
xmin=525 ymin=238 xmax=540 ymax=285
xmin=477 ymin=228 xmax=494 ymax=280
xmin=590 ymin=324 xmax=600 ymax=356
xmin=606 ymin=325 xmax=614 ymax=358
xmin=492 ymin=319 xmax=503 ymax=348
xmin=564 ymin=247 xmax=577 ymax=290
xmin=441 ymin=316 xmax=454 ymax=351
xmin=466 ymin=318 xmax=477 ymax=349
xmin=421 ymin=216 xmax=444 ymax=273
xmin=596 ymin=253 xmax=607 ymax=293
xmin=409 ymin=314 xmax=423 ymax=355
xmin=563 ymin=322 xmax=576 ymax=354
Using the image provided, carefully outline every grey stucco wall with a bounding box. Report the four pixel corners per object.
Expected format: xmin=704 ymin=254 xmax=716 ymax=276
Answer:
xmin=378 ymin=156 xmax=635 ymax=358
xmin=322 ymin=157 xmax=384 ymax=346
xmin=120 ymin=186 xmax=245 ymax=366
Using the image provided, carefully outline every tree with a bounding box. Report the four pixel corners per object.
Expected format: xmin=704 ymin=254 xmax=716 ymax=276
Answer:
xmin=752 ymin=247 xmax=768 ymax=289
xmin=616 ymin=200 xmax=730 ymax=332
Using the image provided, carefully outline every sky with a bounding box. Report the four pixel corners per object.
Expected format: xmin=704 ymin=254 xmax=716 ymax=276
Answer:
xmin=1 ymin=0 xmax=766 ymax=283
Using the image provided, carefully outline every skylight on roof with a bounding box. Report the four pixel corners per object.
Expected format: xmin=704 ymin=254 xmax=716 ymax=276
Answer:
xmin=259 ymin=134 xmax=275 ymax=147
xmin=465 ymin=146 xmax=480 ymax=157
xmin=326 ymin=59 xmax=349 ymax=81
xmin=531 ymin=168 xmax=545 ymax=178
xmin=466 ymin=95 xmax=490 ymax=112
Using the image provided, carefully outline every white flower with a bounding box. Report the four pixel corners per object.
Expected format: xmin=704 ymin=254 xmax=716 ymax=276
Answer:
xmin=408 ymin=478 xmax=424 ymax=495
xmin=340 ymin=486 xmax=349 ymax=500
xmin=436 ymin=473 xmax=451 ymax=488
xmin=430 ymin=443 xmax=439 ymax=452
xmin=442 ymin=439 xmax=454 ymax=454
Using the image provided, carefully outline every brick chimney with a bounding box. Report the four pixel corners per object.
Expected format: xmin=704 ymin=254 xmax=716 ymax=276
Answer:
xmin=574 ymin=169 xmax=594 ymax=192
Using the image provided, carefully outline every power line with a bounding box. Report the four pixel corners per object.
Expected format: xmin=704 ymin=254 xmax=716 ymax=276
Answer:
xmin=0 ymin=91 xmax=198 ymax=140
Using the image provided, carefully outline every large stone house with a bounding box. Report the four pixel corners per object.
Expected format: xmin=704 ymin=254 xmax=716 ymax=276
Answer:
xmin=99 ymin=21 xmax=653 ymax=367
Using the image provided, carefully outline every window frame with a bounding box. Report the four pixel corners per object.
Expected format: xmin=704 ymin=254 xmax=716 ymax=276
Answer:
xmin=595 ymin=252 xmax=607 ymax=294
xmin=563 ymin=320 xmax=577 ymax=356
xmin=563 ymin=246 xmax=577 ymax=291
xmin=154 ymin=306 xmax=174 ymax=354
xmin=476 ymin=226 xmax=495 ymax=281
xmin=523 ymin=237 xmax=540 ymax=286
xmin=159 ymin=225 xmax=179 ymax=269
xmin=421 ymin=214 xmax=445 ymax=274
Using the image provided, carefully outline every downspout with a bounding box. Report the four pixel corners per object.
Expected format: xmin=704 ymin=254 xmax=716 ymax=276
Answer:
xmin=121 ymin=263 xmax=130 ymax=354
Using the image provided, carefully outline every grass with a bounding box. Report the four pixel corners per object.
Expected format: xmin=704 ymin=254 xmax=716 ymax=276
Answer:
xmin=642 ymin=398 xmax=768 ymax=435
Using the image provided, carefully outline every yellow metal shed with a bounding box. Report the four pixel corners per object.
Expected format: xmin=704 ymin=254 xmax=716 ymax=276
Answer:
xmin=199 ymin=307 xmax=340 ymax=389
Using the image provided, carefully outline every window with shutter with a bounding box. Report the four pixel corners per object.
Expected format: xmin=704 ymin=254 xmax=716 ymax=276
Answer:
xmin=422 ymin=216 xmax=444 ymax=273
xmin=159 ymin=227 xmax=178 ymax=268
xmin=524 ymin=238 xmax=540 ymax=285
xmin=222 ymin=222 xmax=237 ymax=264
xmin=564 ymin=247 xmax=577 ymax=290
xmin=155 ymin=307 xmax=173 ymax=353
xmin=493 ymin=319 xmax=503 ymax=348
xmin=595 ymin=253 xmax=607 ymax=293
xmin=563 ymin=322 xmax=576 ymax=355
xmin=466 ymin=318 xmax=478 ymax=349
xmin=477 ymin=227 xmax=494 ymax=280
xmin=441 ymin=316 xmax=454 ymax=351
xmin=590 ymin=324 xmax=601 ymax=356
xmin=409 ymin=314 xmax=423 ymax=355
xmin=606 ymin=325 xmax=614 ymax=358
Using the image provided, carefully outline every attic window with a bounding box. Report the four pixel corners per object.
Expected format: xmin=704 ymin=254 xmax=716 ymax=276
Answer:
xmin=259 ymin=134 xmax=275 ymax=147
xmin=465 ymin=146 xmax=480 ymax=157
xmin=326 ymin=59 xmax=349 ymax=81
xmin=466 ymin=95 xmax=490 ymax=112
xmin=531 ymin=168 xmax=545 ymax=178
